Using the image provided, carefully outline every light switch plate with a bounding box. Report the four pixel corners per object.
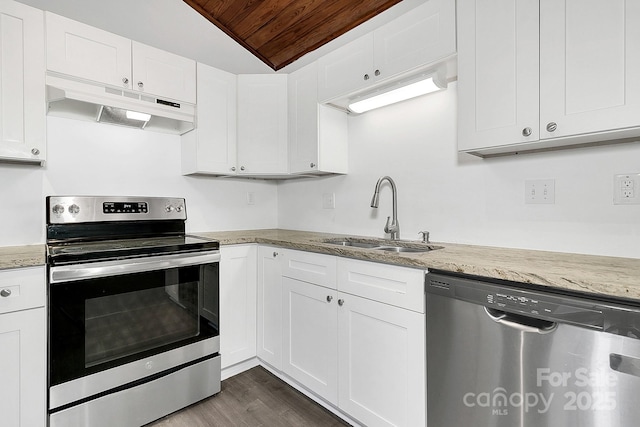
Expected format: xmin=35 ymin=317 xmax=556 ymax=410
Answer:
xmin=525 ymin=179 xmax=555 ymax=204
xmin=322 ymin=193 xmax=335 ymax=209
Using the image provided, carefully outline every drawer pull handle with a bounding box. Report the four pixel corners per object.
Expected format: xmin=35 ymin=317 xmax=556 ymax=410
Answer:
xmin=0 ymin=289 xmax=11 ymax=297
xmin=338 ymin=299 xmax=344 ymax=306
xmin=326 ymin=295 xmax=333 ymax=303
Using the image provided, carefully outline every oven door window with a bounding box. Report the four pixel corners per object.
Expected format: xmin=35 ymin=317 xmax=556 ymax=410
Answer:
xmin=49 ymin=263 xmax=219 ymax=386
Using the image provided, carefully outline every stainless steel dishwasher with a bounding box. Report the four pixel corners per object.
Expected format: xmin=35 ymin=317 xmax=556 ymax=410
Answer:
xmin=426 ymin=271 xmax=640 ymax=427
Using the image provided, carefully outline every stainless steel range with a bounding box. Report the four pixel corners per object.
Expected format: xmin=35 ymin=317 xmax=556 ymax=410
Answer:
xmin=46 ymin=196 xmax=221 ymax=427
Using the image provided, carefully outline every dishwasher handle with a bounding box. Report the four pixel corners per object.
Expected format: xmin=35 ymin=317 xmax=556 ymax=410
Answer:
xmin=485 ymin=307 xmax=557 ymax=334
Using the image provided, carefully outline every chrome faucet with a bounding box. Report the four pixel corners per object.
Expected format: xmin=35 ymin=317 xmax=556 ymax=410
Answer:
xmin=370 ymin=176 xmax=400 ymax=240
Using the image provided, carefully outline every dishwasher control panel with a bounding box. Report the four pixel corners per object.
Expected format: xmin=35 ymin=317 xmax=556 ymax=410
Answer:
xmin=491 ymin=292 xmax=550 ymax=316
xmin=428 ymin=272 xmax=606 ymax=329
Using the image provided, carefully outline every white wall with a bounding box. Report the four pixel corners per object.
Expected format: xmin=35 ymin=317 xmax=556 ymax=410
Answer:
xmin=277 ymin=83 xmax=640 ymax=259
xmin=0 ymin=117 xmax=279 ymax=246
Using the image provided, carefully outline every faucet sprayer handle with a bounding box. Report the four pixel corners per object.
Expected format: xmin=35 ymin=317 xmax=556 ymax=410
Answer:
xmin=384 ymin=216 xmax=392 ymax=233
xmin=418 ymin=231 xmax=430 ymax=243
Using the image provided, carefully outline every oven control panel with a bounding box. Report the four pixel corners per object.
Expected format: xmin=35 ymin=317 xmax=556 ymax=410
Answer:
xmin=47 ymin=196 xmax=187 ymax=223
xmin=103 ymin=202 xmax=148 ymax=214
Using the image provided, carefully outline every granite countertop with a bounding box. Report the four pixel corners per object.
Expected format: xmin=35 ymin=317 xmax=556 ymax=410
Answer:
xmin=194 ymin=229 xmax=640 ymax=303
xmin=2 ymin=229 xmax=638 ymax=303
xmin=0 ymin=245 xmax=45 ymax=270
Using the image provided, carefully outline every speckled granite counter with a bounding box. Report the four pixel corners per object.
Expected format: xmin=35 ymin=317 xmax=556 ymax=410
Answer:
xmin=0 ymin=245 xmax=45 ymax=270
xmin=2 ymin=229 xmax=639 ymax=303
xmin=194 ymin=229 xmax=640 ymax=303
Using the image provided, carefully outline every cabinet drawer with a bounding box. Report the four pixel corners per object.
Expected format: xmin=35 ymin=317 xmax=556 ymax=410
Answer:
xmin=281 ymin=249 xmax=336 ymax=289
xmin=337 ymin=258 xmax=425 ymax=313
xmin=0 ymin=266 xmax=45 ymax=314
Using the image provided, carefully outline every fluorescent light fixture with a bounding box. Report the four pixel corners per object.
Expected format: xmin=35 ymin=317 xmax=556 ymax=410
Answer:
xmin=126 ymin=110 xmax=152 ymax=122
xmin=348 ymin=74 xmax=447 ymax=114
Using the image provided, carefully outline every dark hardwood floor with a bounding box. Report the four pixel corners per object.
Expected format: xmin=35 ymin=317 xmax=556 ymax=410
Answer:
xmin=147 ymin=366 xmax=351 ymax=427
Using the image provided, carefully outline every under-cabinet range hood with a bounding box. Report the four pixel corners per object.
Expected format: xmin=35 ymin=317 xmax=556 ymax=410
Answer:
xmin=46 ymin=73 xmax=195 ymax=135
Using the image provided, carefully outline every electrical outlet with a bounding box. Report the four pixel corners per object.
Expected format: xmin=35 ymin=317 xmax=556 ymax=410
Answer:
xmin=247 ymin=192 xmax=255 ymax=205
xmin=525 ymin=179 xmax=555 ymax=204
xmin=614 ymin=174 xmax=640 ymax=204
xmin=322 ymin=193 xmax=335 ymax=209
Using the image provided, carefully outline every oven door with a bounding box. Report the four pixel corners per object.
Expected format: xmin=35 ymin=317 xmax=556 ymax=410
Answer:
xmin=48 ymin=251 xmax=220 ymax=411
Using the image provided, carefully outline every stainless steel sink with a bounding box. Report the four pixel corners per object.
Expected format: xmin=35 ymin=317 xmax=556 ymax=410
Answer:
xmin=322 ymin=237 xmax=442 ymax=253
xmin=323 ymin=239 xmax=381 ymax=249
xmin=376 ymin=246 xmax=431 ymax=253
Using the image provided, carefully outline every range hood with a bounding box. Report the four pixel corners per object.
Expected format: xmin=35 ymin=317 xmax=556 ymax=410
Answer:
xmin=46 ymin=73 xmax=195 ymax=135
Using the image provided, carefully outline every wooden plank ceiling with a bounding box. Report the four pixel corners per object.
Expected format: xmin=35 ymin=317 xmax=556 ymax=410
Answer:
xmin=183 ymin=0 xmax=402 ymax=71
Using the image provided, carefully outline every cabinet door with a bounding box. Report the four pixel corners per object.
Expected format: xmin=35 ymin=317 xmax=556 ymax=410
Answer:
xmin=0 ymin=1 xmax=45 ymax=163
xmin=237 ymin=74 xmax=288 ymax=175
xmin=337 ymin=293 xmax=425 ymax=427
xmin=0 ymin=307 xmax=46 ymax=427
xmin=317 ymin=35 xmax=373 ymax=102
xmin=373 ymin=0 xmax=456 ymax=81
xmin=282 ymin=277 xmax=338 ymax=404
xmin=540 ymin=0 xmax=640 ymax=139
xmin=257 ymin=246 xmax=283 ymax=370
xmin=457 ymin=0 xmax=540 ymax=152
xmin=219 ymin=245 xmax=257 ymax=369
xmin=288 ymin=62 xmax=319 ymax=174
xmin=132 ymin=41 xmax=196 ymax=103
xmin=46 ymin=12 xmax=131 ymax=89
xmin=181 ymin=63 xmax=237 ymax=175
xmin=289 ymin=62 xmax=348 ymax=175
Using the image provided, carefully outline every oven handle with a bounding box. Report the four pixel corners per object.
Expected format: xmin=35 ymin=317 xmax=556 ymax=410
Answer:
xmin=49 ymin=251 xmax=221 ymax=284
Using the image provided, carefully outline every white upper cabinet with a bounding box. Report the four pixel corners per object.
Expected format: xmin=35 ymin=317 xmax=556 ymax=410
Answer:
xmin=0 ymin=0 xmax=46 ymax=164
xmin=132 ymin=42 xmax=196 ymax=104
xmin=181 ymin=63 xmax=237 ymax=175
xmin=458 ymin=0 xmax=640 ymax=156
xmin=372 ymin=0 xmax=456 ymax=82
xmin=46 ymin=12 xmax=196 ymax=103
xmin=317 ymin=35 xmax=373 ymax=103
xmin=539 ymin=0 xmax=640 ymax=140
xmin=457 ymin=0 xmax=540 ymax=152
xmin=288 ymin=62 xmax=348 ymax=175
xmin=46 ymin=12 xmax=131 ymax=88
xmin=237 ymin=74 xmax=288 ymax=176
xmin=317 ymin=0 xmax=456 ymax=103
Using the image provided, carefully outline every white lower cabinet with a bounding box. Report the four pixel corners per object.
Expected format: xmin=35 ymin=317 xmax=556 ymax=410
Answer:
xmin=220 ymin=245 xmax=257 ymax=369
xmin=337 ymin=292 xmax=425 ymax=427
xmin=282 ymin=276 xmax=338 ymax=404
xmin=274 ymin=249 xmax=426 ymax=427
xmin=257 ymin=246 xmax=283 ymax=369
xmin=0 ymin=266 xmax=46 ymax=427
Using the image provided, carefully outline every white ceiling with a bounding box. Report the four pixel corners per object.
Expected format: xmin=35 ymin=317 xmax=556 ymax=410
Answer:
xmin=16 ymin=0 xmax=424 ymax=75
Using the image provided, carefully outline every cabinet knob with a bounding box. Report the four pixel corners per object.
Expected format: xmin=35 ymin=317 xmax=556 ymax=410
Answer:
xmin=0 ymin=289 xmax=11 ymax=297
xmin=273 ymin=251 xmax=278 ymax=257
xmin=326 ymin=295 xmax=333 ymax=303
xmin=338 ymin=299 xmax=344 ymax=306
xmin=310 ymin=162 xmax=316 ymax=168
xmin=363 ymin=74 xmax=370 ymax=81
xmin=374 ymin=69 xmax=381 ymax=77
xmin=522 ymin=127 xmax=532 ymax=137
xmin=122 ymin=77 xmax=129 ymax=85
xmin=31 ymin=148 xmax=40 ymax=156
xmin=240 ymin=166 xmax=246 ymax=171
xmin=138 ymin=81 xmax=144 ymax=89
xmin=546 ymin=122 xmax=557 ymax=132
xmin=230 ymin=166 xmax=236 ymax=172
